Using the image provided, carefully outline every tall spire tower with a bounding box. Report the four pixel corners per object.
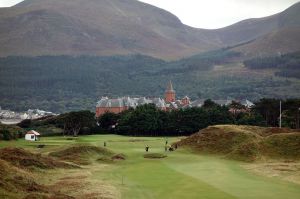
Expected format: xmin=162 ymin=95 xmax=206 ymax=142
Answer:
xmin=165 ymin=81 xmax=176 ymax=103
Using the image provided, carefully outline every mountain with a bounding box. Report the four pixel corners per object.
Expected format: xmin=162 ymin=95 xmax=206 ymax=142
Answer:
xmin=0 ymin=0 xmax=299 ymax=59
xmin=0 ymin=0 xmax=221 ymax=59
xmin=1 ymin=0 xmax=300 ymax=112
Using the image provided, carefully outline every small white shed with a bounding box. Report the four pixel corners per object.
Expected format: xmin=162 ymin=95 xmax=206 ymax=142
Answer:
xmin=25 ymin=130 xmax=40 ymax=141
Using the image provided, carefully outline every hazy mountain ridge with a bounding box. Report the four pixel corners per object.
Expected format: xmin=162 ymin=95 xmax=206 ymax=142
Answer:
xmin=0 ymin=0 xmax=299 ymax=59
xmin=215 ymin=2 xmax=300 ymax=46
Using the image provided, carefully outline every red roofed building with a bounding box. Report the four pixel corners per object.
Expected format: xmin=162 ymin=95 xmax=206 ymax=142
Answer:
xmin=95 ymin=81 xmax=191 ymax=117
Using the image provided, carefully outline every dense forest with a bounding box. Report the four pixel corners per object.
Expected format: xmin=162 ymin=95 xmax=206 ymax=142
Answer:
xmin=0 ymin=55 xmax=165 ymax=112
xmin=1 ymin=50 xmax=300 ymax=112
xmin=244 ymin=52 xmax=300 ymax=79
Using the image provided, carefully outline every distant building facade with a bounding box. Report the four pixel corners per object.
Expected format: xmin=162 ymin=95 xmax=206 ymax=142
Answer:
xmin=95 ymin=81 xmax=253 ymax=117
xmin=95 ymin=96 xmax=167 ymax=117
xmin=96 ymin=81 xmax=191 ymax=117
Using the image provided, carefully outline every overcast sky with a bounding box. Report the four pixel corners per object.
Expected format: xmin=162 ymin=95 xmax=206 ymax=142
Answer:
xmin=1 ymin=0 xmax=299 ymax=29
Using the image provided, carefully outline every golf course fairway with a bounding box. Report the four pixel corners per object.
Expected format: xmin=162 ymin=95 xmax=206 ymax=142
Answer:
xmin=1 ymin=134 xmax=300 ymax=199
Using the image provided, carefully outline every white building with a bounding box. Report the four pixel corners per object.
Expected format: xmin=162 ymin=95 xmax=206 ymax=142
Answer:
xmin=25 ymin=130 xmax=40 ymax=141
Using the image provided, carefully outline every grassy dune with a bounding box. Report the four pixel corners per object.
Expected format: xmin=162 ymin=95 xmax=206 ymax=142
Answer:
xmin=177 ymin=125 xmax=300 ymax=162
xmin=1 ymin=134 xmax=300 ymax=198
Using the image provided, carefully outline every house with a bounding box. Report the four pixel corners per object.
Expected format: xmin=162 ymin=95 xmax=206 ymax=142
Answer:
xmin=240 ymin=99 xmax=254 ymax=108
xmin=25 ymin=130 xmax=40 ymax=141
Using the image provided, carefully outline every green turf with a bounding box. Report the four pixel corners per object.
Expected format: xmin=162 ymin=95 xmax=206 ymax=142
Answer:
xmin=1 ymin=135 xmax=300 ymax=199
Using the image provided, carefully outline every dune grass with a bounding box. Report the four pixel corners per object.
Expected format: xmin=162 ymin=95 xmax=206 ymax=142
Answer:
xmin=1 ymin=134 xmax=300 ymax=198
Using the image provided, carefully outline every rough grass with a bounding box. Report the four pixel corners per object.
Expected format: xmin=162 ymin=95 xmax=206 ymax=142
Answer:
xmin=0 ymin=147 xmax=75 ymax=169
xmin=49 ymin=145 xmax=115 ymax=165
xmin=243 ymin=160 xmax=300 ymax=185
xmin=0 ymin=159 xmax=47 ymax=194
xmin=23 ymin=193 xmax=75 ymax=199
xmin=144 ymin=153 xmax=167 ymax=159
xmin=262 ymin=133 xmax=300 ymax=159
xmin=177 ymin=125 xmax=300 ymax=162
xmin=0 ymin=146 xmax=116 ymax=199
xmin=0 ymin=151 xmax=76 ymax=199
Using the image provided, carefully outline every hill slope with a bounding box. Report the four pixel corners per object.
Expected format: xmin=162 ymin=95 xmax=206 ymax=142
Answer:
xmin=234 ymin=28 xmax=300 ymax=56
xmin=0 ymin=0 xmax=299 ymax=59
xmin=1 ymin=53 xmax=300 ymax=112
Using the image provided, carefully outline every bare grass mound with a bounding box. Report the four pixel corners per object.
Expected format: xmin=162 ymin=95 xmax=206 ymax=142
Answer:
xmin=176 ymin=125 xmax=300 ymax=162
xmin=0 ymin=147 xmax=75 ymax=169
xmin=0 ymin=159 xmax=47 ymax=194
xmin=0 ymin=147 xmax=112 ymax=199
xmin=0 ymin=147 xmax=79 ymax=198
xmin=49 ymin=145 xmax=115 ymax=165
xmin=0 ymin=159 xmax=75 ymax=199
xmin=144 ymin=153 xmax=167 ymax=159
xmin=111 ymin=153 xmax=126 ymax=160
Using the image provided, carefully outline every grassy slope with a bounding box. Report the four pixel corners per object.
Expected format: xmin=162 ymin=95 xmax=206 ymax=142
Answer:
xmin=1 ymin=135 xmax=300 ymax=198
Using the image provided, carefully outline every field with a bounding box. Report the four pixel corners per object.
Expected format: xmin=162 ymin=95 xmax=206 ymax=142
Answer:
xmin=1 ymin=134 xmax=300 ymax=199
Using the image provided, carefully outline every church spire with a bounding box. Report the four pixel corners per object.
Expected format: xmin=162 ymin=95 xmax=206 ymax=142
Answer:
xmin=165 ymin=81 xmax=176 ymax=103
xmin=167 ymin=80 xmax=174 ymax=92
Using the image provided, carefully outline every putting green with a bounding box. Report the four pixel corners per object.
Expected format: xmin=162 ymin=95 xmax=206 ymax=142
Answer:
xmin=1 ymin=134 xmax=300 ymax=199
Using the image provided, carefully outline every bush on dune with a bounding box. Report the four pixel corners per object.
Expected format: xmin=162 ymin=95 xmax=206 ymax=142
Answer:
xmin=0 ymin=124 xmax=24 ymax=141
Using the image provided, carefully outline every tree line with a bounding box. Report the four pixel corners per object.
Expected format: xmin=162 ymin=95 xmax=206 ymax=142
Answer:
xmin=2 ymin=98 xmax=299 ymax=140
xmin=97 ymin=99 xmax=300 ymax=136
xmin=12 ymin=98 xmax=300 ymax=138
